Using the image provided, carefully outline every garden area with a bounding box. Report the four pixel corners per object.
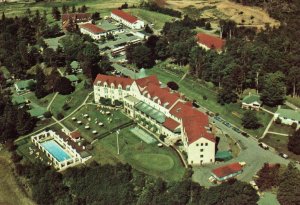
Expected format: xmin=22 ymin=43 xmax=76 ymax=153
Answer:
xmin=92 ymin=126 xmax=185 ymax=181
xmin=146 ymin=63 xmax=273 ymax=137
xmin=62 ymin=104 xmax=132 ymax=142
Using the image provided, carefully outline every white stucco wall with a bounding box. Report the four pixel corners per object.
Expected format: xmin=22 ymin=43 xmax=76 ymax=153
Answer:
xmin=187 ymin=137 xmax=215 ymax=165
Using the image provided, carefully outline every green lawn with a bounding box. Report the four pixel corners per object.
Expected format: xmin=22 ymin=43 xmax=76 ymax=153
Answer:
xmin=126 ymin=8 xmax=174 ymax=30
xmin=50 ymin=81 xmax=92 ymax=117
xmin=269 ymin=122 xmax=295 ymax=135
xmin=24 ymin=92 xmax=55 ymax=107
xmin=62 ymin=104 xmax=132 ymax=142
xmin=286 ymin=95 xmax=300 ymax=108
xmin=0 ymin=0 xmax=139 ymax=19
xmin=262 ymin=133 xmax=300 ymax=161
xmin=92 ymin=127 xmax=185 ymax=181
xmin=146 ymin=63 xmax=273 ymax=137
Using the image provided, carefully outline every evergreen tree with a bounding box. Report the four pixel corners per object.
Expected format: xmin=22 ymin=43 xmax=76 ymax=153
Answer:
xmin=241 ymin=110 xmax=261 ymax=129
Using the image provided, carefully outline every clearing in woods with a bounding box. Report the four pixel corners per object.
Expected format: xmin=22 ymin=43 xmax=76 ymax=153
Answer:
xmin=166 ymin=0 xmax=280 ymax=29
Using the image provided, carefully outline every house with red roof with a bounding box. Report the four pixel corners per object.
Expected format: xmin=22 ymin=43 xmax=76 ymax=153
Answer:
xmin=79 ymin=23 xmax=107 ymax=40
xmin=196 ymin=33 xmax=226 ymax=53
xmin=211 ymin=162 xmax=244 ymax=181
xmin=111 ymin=9 xmax=144 ymax=29
xmin=93 ymin=73 xmax=216 ymax=165
xmin=61 ymin=13 xmax=92 ymax=32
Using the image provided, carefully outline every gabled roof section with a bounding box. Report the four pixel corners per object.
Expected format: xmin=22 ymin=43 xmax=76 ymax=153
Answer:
xmin=163 ymin=117 xmax=180 ymax=132
xmin=111 ymin=9 xmax=138 ymax=23
xmin=135 ymin=75 xmax=160 ymax=88
xmin=276 ymin=108 xmax=300 ymax=121
xmin=79 ymin=23 xmax=106 ymax=34
xmin=196 ymin=33 xmax=225 ymax=50
xmin=242 ymin=95 xmax=262 ymax=104
xmin=212 ymin=162 xmax=243 ymax=178
xmin=94 ymin=74 xmax=133 ymax=89
xmin=70 ymin=131 xmax=81 ymax=139
xmin=170 ymin=101 xmax=215 ymax=144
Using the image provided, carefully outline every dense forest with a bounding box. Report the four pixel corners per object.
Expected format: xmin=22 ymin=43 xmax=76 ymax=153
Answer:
xmin=12 ymin=160 xmax=259 ymax=205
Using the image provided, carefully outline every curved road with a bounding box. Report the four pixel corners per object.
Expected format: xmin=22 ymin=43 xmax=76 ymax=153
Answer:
xmin=193 ymin=118 xmax=290 ymax=187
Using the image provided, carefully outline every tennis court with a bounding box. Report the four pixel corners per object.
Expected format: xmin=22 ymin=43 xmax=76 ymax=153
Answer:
xmin=41 ymin=140 xmax=71 ymax=162
xmin=130 ymin=126 xmax=157 ymax=144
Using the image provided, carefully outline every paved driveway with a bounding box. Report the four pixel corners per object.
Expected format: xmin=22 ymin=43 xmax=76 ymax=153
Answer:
xmin=193 ymin=118 xmax=289 ymax=187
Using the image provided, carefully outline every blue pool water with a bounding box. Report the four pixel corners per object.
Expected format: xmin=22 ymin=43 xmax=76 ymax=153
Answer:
xmin=41 ymin=140 xmax=71 ymax=162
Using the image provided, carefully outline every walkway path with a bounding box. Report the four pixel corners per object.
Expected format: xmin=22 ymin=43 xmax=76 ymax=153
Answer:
xmin=46 ymin=92 xmax=58 ymax=110
xmin=267 ymin=131 xmax=289 ymax=136
xmin=261 ymin=107 xmax=275 ymax=115
xmin=15 ymin=91 xmax=94 ymax=143
xmin=285 ymin=101 xmax=299 ymax=110
xmin=260 ymin=115 xmax=275 ymax=139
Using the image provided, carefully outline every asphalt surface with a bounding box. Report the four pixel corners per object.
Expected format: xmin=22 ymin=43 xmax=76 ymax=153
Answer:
xmin=192 ymin=116 xmax=290 ymax=187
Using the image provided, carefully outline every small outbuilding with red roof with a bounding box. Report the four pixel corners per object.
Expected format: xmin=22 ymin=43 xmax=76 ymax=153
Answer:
xmin=79 ymin=23 xmax=107 ymax=40
xmin=111 ymin=9 xmax=144 ymax=29
xmin=211 ymin=162 xmax=244 ymax=181
xmin=196 ymin=33 xmax=226 ymax=52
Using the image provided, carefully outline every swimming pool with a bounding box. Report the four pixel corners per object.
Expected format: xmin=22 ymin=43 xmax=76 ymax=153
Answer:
xmin=41 ymin=140 xmax=71 ymax=162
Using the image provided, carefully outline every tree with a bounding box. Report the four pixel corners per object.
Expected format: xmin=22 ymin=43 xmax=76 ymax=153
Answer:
xmin=91 ymin=12 xmax=100 ymax=21
xmin=167 ymin=81 xmax=179 ymax=91
xmin=127 ymin=44 xmax=155 ymax=68
xmin=71 ymin=5 xmax=76 ymax=13
xmin=217 ymin=88 xmax=238 ymax=104
xmin=261 ymin=71 xmax=286 ymax=106
xmin=277 ymin=163 xmax=300 ymax=205
xmin=242 ymin=110 xmax=261 ymax=129
xmin=35 ymin=68 xmax=49 ymax=98
xmin=288 ymin=129 xmax=300 ymax=155
xmin=205 ymin=22 xmax=211 ymax=30
xmin=200 ymin=179 xmax=259 ymax=205
xmin=144 ymin=24 xmax=153 ymax=34
xmin=51 ymin=7 xmax=61 ymax=21
xmin=255 ymin=163 xmax=281 ymax=191
xmin=54 ymin=77 xmax=74 ymax=95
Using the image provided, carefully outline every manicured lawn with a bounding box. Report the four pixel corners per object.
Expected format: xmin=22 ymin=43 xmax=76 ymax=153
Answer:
xmin=16 ymin=138 xmax=48 ymax=163
xmin=269 ymin=122 xmax=295 ymax=135
xmin=62 ymin=104 xmax=132 ymax=142
xmin=50 ymin=81 xmax=92 ymax=117
xmin=262 ymin=133 xmax=300 ymax=161
xmin=0 ymin=0 xmax=139 ymax=19
xmin=92 ymin=127 xmax=185 ymax=181
xmin=146 ymin=64 xmax=273 ymax=137
xmin=24 ymin=92 xmax=55 ymax=107
xmin=286 ymin=95 xmax=300 ymax=108
xmin=126 ymin=8 xmax=174 ymax=30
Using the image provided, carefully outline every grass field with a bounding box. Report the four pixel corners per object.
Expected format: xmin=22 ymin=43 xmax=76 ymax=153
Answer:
xmin=50 ymin=80 xmax=92 ymax=117
xmin=269 ymin=123 xmax=295 ymax=135
xmin=126 ymin=8 xmax=174 ymax=30
xmin=92 ymin=127 xmax=185 ymax=181
xmin=146 ymin=63 xmax=272 ymax=137
xmin=0 ymin=150 xmax=35 ymax=205
xmin=262 ymin=133 xmax=300 ymax=161
xmin=0 ymin=0 xmax=139 ymax=19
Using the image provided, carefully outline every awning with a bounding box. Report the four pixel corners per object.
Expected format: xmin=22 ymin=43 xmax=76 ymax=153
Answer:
xmin=134 ymin=101 xmax=166 ymax=123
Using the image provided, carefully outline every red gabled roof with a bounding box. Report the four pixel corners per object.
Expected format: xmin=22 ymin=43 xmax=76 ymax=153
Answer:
xmin=196 ymin=33 xmax=226 ymax=50
xmin=163 ymin=117 xmax=180 ymax=131
xmin=135 ymin=75 xmax=160 ymax=88
xmin=170 ymin=101 xmax=215 ymax=144
xmin=70 ymin=131 xmax=81 ymax=139
xmin=94 ymin=74 xmax=133 ymax=89
xmin=143 ymin=83 xmax=180 ymax=109
xmin=112 ymin=9 xmax=138 ymax=23
xmin=212 ymin=163 xmax=243 ymax=178
xmin=80 ymin=23 xmax=106 ymax=34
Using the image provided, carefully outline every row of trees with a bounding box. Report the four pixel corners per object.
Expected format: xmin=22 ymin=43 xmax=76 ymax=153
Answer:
xmin=52 ymin=4 xmax=88 ymax=21
xmin=13 ymin=159 xmax=259 ymax=205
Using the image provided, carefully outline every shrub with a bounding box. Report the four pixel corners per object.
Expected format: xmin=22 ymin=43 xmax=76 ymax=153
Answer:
xmin=203 ymin=95 xmax=208 ymax=100
xmin=114 ymin=100 xmax=123 ymax=107
xmin=291 ymin=122 xmax=298 ymax=129
xmin=167 ymin=81 xmax=179 ymax=91
xmin=43 ymin=111 xmax=52 ymax=118
xmin=62 ymin=103 xmax=71 ymax=111
xmin=57 ymin=112 xmax=64 ymax=120
xmin=275 ymin=118 xmax=282 ymax=124
xmin=11 ymin=151 xmax=23 ymax=163
xmin=159 ymin=134 xmax=167 ymax=141
xmin=100 ymin=97 xmax=112 ymax=106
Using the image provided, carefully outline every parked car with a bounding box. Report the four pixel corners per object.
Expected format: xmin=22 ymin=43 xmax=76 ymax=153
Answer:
xmin=241 ymin=132 xmax=250 ymax=138
xmin=223 ymin=121 xmax=232 ymax=128
xmin=258 ymin=142 xmax=269 ymax=150
xmin=279 ymin=153 xmax=288 ymax=159
xmin=232 ymin=127 xmax=241 ymax=133
xmin=214 ymin=116 xmax=223 ymax=122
